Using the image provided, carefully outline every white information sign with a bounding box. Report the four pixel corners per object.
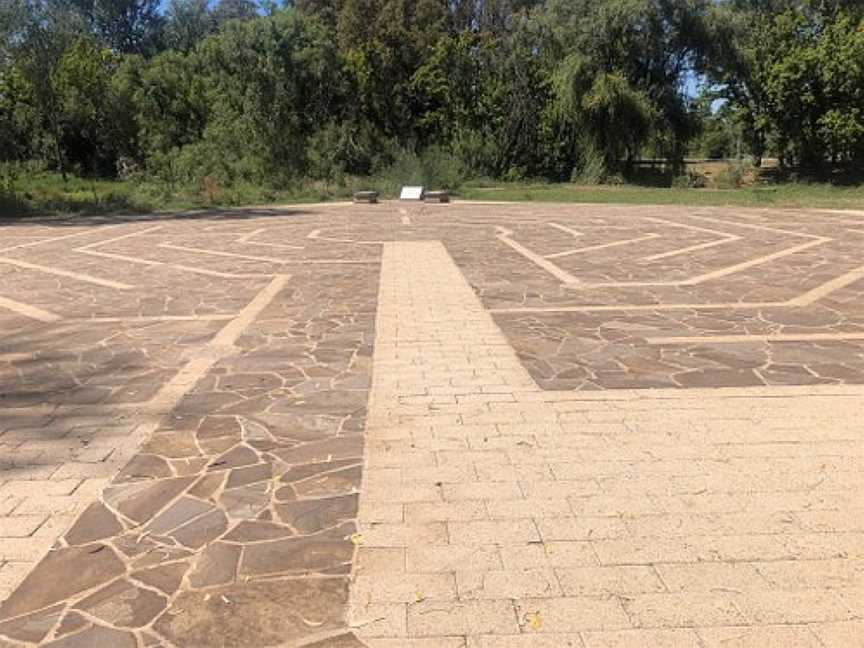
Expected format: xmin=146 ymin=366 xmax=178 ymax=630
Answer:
xmin=400 ymin=186 xmax=424 ymax=200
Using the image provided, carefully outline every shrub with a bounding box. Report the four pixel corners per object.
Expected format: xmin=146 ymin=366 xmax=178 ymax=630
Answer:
xmin=571 ymin=145 xmax=607 ymax=185
xmin=201 ymin=175 xmax=220 ymax=203
xmin=378 ymin=146 xmax=466 ymax=191
xmin=714 ymin=162 xmax=745 ymax=189
xmin=0 ymin=162 xmax=22 ymax=194
xmin=0 ymin=191 xmax=29 ymax=219
xmin=419 ymin=145 xmax=465 ymax=189
xmin=672 ymin=171 xmax=708 ymax=189
xmin=306 ymin=122 xmax=397 ymax=181
xmin=452 ymin=128 xmax=499 ymax=178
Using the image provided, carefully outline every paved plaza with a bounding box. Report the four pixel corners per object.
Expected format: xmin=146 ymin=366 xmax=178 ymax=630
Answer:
xmin=0 ymin=202 xmax=862 ymax=647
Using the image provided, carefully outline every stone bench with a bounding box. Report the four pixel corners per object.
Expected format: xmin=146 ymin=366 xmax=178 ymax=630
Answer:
xmin=424 ymin=190 xmax=450 ymax=203
xmin=353 ymin=191 xmax=379 ymax=204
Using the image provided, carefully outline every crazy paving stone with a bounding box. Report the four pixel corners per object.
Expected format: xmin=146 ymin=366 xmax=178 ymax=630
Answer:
xmin=117 ymin=454 xmax=173 ymax=480
xmin=293 ymin=465 xmax=362 ymax=498
xmin=188 ymin=472 xmax=225 ymax=500
xmin=223 ymin=520 xmax=296 ymax=542
xmin=44 ymin=625 xmax=137 ymax=648
xmin=275 ymin=494 xmax=359 ymax=534
xmin=198 ymin=416 xmax=243 ymax=440
xmin=131 ymin=562 xmax=190 ymax=596
xmin=104 ymin=477 xmax=195 ymax=525
xmin=281 ymin=459 xmax=359 ymax=484
xmin=0 ymin=544 xmax=124 ymax=620
xmin=239 ymin=536 xmax=354 ymax=577
xmin=226 ymin=462 xmax=273 ymax=489
xmin=0 ymin=604 xmax=64 ymax=643
xmin=74 ymin=578 xmax=167 ymax=628
xmin=170 ymin=508 xmax=229 ymax=549
xmin=146 ymin=496 xmax=213 ymax=534
xmin=304 ymin=633 xmax=369 ymax=647
xmin=64 ymin=501 xmax=123 ymax=546
xmin=152 ymin=578 xmax=350 ymax=647
xmin=271 ymin=436 xmax=363 ymax=465
xmin=141 ymin=431 xmax=201 ymax=458
xmin=208 ymin=445 xmax=259 ymax=471
xmin=187 ymin=542 xmax=241 ymax=589
xmin=219 ymin=481 xmax=271 ymax=519
xmin=53 ymin=612 xmax=89 ymax=640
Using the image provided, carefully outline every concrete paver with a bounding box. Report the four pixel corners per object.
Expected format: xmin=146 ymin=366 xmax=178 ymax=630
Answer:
xmin=350 ymin=238 xmax=863 ymax=647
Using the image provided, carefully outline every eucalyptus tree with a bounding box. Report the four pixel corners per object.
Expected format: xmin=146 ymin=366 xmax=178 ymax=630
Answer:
xmin=66 ymin=0 xmax=164 ymax=54
xmin=164 ymin=0 xmax=215 ymax=52
xmin=212 ymin=0 xmax=259 ymax=24
xmin=4 ymin=1 xmax=89 ymax=178
xmin=704 ymin=0 xmax=864 ymax=170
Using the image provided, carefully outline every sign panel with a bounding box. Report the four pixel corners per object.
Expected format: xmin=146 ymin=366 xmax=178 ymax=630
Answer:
xmin=400 ymin=186 xmax=424 ymax=200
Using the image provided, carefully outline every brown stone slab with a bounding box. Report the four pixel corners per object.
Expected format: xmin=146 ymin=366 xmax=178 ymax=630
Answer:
xmin=153 ymin=578 xmax=350 ymax=647
xmin=0 ymin=544 xmax=125 ymax=620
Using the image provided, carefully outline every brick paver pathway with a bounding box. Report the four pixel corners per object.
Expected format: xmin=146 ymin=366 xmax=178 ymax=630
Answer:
xmin=351 ymin=240 xmax=863 ymax=647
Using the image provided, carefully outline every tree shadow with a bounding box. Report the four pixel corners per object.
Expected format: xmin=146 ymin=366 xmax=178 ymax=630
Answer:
xmin=757 ymin=163 xmax=864 ymax=187
xmin=0 ymin=324 xmax=171 ymax=479
xmin=0 ymin=206 xmax=316 ymax=228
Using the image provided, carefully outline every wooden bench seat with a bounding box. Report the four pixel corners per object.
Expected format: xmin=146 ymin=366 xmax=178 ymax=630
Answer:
xmin=424 ymin=190 xmax=450 ymax=203
xmin=353 ymin=191 xmax=379 ymax=204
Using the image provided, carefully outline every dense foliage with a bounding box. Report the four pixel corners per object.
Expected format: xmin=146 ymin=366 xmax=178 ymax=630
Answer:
xmin=1 ymin=0 xmax=862 ymax=190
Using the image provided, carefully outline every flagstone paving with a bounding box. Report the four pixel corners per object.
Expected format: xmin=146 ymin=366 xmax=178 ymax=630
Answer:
xmin=0 ymin=202 xmax=862 ymax=647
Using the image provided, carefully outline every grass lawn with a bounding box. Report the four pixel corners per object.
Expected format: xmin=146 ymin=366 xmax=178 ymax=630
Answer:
xmin=0 ymin=172 xmax=363 ymax=219
xmin=457 ymin=181 xmax=864 ymax=209
xmin=2 ymin=172 xmax=863 ymax=220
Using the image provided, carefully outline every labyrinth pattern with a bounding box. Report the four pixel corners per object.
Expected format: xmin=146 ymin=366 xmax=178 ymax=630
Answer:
xmin=0 ymin=202 xmax=863 ymax=646
xmin=473 ymin=206 xmax=864 ymax=389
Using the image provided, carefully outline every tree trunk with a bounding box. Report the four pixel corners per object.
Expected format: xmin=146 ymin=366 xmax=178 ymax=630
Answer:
xmin=53 ymin=137 xmax=67 ymax=183
xmin=50 ymin=114 xmax=67 ymax=183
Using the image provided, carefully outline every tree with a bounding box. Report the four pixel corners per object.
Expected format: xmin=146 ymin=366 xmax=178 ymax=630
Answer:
xmin=68 ymin=0 xmax=164 ymax=55
xmin=0 ymin=65 xmax=38 ymax=163
xmin=294 ymin=0 xmax=343 ymax=29
xmin=212 ymin=0 xmax=259 ymax=25
xmin=188 ymin=9 xmax=341 ymax=182
xmin=4 ymin=0 xmax=864 ymax=186
xmin=164 ymin=0 xmax=215 ymax=52
xmin=1 ymin=0 xmax=26 ymax=67
xmin=449 ymin=0 xmax=543 ymax=33
xmin=705 ymin=2 xmax=864 ymax=171
xmin=8 ymin=1 xmax=86 ymax=180
xmin=133 ymin=50 xmax=208 ymax=157
xmin=544 ymin=0 xmax=708 ymax=176
xmin=53 ymin=37 xmax=134 ymax=174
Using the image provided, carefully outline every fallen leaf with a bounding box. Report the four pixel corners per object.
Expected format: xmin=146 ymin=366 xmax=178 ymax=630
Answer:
xmin=525 ymin=611 xmax=543 ymax=631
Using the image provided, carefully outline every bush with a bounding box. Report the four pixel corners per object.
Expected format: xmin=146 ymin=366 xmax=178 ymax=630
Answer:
xmin=306 ymin=122 xmax=397 ymax=181
xmin=378 ymin=146 xmax=466 ymax=191
xmin=714 ymin=162 xmax=745 ymax=189
xmin=570 ymin=145 xmax=607 ymax=185
xmin=0 ymin=191 xmax=30 ymax=219
xmin=0 ymin=163 xmax=31 ymax=218
xmin=452 ymin=128 xmax=499 ymax=178
xmin=418 ymin=146 xmax=465 ymax=189
xmin=701 ymin=128 xmax=733 ymax=160
xmin=672 ymin=171 xmax=708 ymax=189
xmin=0 ymin=162 xmax=22 ymax=194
